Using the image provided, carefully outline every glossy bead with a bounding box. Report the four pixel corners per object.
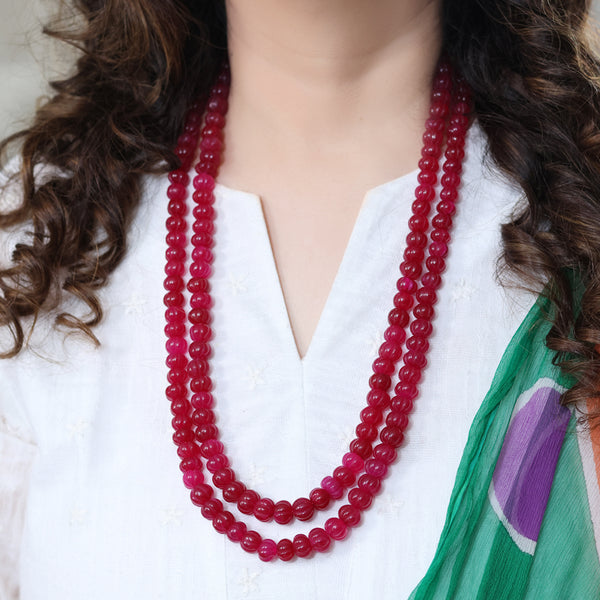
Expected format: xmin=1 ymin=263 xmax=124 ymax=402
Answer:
xmin=212 ymin=468 xmax=234 ymax=489
xmin=386 ymin=411 xmax=409 ymax=430
xmin=213 ymin=510 xmax=234 ymax=534
xmin=388 ymin=308 xmax=409 ymax=327
xmin=368 ymin=374 xmax=391 ymax=391
xmin=325 ymin=517 xmax=348 ymax=541
xmin=201 ymin=498 xmax=223 ymax=520
xmin=404 ymin=351 xmax=427 ymax=369
xmin=321 ymin=476 xmax=344 ymax=499
xmin=350 ymin=438 xmax=373 ymax=459
xmin=358 ymin=473 xmax=382 ymax=496
xmin=206 ymin=453 xmax=228 ymax=472
xmin=292 ymin=534 xmax=312 ymax=558
xmin=258 ymin=539 xmax=278 ymax=562
xmin=366 ymin=389 xmax=390 ymax=409
xmin=191 ymin=392 xmax=213 ymax=409
xmin=378 ymin=341 xmax=402 ymax=361
xmin=412 ymin=303 xmax=434 ymax=320
xmin=165 ymin=307 xmax=185 ymax=323
xmin=238 ymin=490 xmax=260 ymax=515
xmin=308 ymin=528 xmax=331 ymax=553
xmin=254 ymin=498 xmax=275 ymax=522
xmin=223 ymin=481 xmax=246 ymax=503
xmin=167 ymin=183 xmax=187 ymax=201
xmin=190 ymin=484 xmax=213 ymax=506
xmin=273 ymin=500 xmax=293 ymax=524
xmin=292 ymin=497 xmax=314 ymax=521
xmin=333 ymin=466 xmax=356 ymax=487
xmin=365 ymin=458 xmax=388 ymax=479
xmin=338 ymin=504 xmax=362 ymax=527
xmin=309 ymin=487 xmax=331 ymax=510
xmin=241 ymin=531 xmax=261 ymax=553
xmin=426 ymin=256 xmax=446 ymax=274
xmin=372 ymin=357 xmax=394 ymax=375
xmin=373 ymin=443 xmax=398 ymax=465
xmin=348 ymin=488 xmax=373 ymax=510
xmin=183 ymin=470 xmax=204 ymax=489
xmin=380 ymin=426 xmax=404 ymax=448
xmin=359 ymin=407 xmax=382 ymax=427
xmin=384 ymin=325 xmax=406 ymax=345
xmin=227 ymin=521 xmax=247 ymax=543
xmin=355 ymin=423 xmax=378 ymax=442
xmin=391 ymin=395 xmax=414 ymax=414
xmin=200 ymin=439 xmax=223 ymax=457
xmin=277 ymin=539 xmax=295 ymax=561
xmin=421 ymin=272 xmax=441 ymax=289
xmin=195 ymin=423 xmax=218 ymax=442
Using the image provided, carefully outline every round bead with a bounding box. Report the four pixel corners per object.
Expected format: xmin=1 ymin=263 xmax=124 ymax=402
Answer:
xmin=241 ymin=531 xmax=262 ymax=553
xmin=308 ymin=528 xmax=331 ymax=553
xmin=321 ymin=476 xmax=344 ymax=499
xmin=333 ymin=466 xmax=356 ymax=487
xmin=183 ymin=470 xmax=204 ymax=489
xmin=258 ymin=539 xmax=278 ymax=562
xmin=348 ymin=488 xmax=373 ymax=510
xmin=199 ymin=439 xmax=223 ymax=457
xmin=324 ymin=517 xmax=348 ymax=541
xmin=365 ymin=458 xmax=389 ymax=479
xmin=309 ymin=487 xmax=331 ymax=510
xmin=227 ymin=521 xmax=247 ymax=543
xmin=213 ymin=510 xmax=234 ymax=534
xmin=190 ymin=484 xmax=213 ymax=506
xmin=201 ymin=498 xmax=223 ymax=520
xmin=349 ymin=438 xmax=373 ymax=459
xmin=338 ymin=504 xmax=361 ymax=527
xmin=277 ymin=539 xmax=295 ymax=561
xmin=254 ymin=498 xmax=275 ymax=522
xmin=292 ymin=497 xmax=314 ymax=521
xmin=358 ymin=473 xmax=382 ymax=495
xmin=293 ymin=534 xmax=312 ymax=558
xmin=238 ymin=490 xmax=260 ymax=515
xmin=342 ymin=452 xmax=365 ymax=473
xmin=273 ymin=500 xmax=293 ymax=524
xmin=223 ymin=481 xmax=246 ymax=503
xmin=212 ymin=468 xmax=234 ymax=489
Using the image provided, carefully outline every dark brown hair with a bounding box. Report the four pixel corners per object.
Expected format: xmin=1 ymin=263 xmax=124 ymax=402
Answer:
xmin=1 ymin=0 xmax=599 ymax=424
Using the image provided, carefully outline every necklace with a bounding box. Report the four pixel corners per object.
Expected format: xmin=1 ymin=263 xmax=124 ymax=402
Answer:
xmin=164 ymin=61 xmax=471 ymax=561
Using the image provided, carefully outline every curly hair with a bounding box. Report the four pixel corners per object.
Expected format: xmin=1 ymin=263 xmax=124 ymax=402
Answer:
xmin=1 ymin=0 xmax=599 ymax=425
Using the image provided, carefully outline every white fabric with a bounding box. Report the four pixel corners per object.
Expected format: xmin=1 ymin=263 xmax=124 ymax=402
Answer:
xmin=0 ymin=125 xmax=535 ymax=600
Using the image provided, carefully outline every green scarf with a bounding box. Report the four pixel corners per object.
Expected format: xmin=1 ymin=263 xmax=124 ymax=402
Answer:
xmin=410 ymin=293 xmax=600 ymax=599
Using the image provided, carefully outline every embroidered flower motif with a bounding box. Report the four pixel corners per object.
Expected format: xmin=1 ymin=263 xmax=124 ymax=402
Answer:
xmin=238 ymin=567 xmax=261 ymax=596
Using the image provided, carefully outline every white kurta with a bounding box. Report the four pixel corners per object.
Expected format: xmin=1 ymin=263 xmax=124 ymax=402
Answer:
xmin=0 ymin=125 xmax=535 ymax=600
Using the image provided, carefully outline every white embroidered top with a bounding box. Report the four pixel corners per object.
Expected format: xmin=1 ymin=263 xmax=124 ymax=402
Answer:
xmin=0 ymin=125 xmax=535 ymax=600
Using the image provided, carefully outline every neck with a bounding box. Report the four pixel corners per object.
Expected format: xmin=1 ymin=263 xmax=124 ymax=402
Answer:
xmin=220 ymin=0 xmax=443 ymax=191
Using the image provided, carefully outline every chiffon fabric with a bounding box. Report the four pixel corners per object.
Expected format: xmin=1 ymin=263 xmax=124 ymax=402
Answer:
xmin=0 ymin=125 xmax=598 ymax=599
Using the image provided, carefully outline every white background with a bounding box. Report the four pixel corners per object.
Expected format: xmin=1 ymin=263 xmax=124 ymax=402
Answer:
xmin=0 ymin=0 xmax=599 ymax=141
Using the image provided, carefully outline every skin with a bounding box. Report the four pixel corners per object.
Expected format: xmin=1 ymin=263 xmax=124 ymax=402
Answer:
xmin=221 ymin=0 xmax=443 ymax=358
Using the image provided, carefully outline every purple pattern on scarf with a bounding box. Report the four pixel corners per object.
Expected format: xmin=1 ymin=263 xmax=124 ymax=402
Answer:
xmin=492 ymin=384 xmax=570 ymax=542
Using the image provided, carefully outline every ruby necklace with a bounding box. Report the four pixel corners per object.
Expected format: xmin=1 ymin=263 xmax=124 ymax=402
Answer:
xmin=163 ymin=61 xmax=471 ymax=562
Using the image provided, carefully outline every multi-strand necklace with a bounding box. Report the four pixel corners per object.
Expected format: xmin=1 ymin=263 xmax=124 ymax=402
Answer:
xmin=163 ymin=60 xmax=471 ymax=562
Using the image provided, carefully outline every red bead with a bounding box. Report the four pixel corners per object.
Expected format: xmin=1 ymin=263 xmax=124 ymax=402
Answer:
xmin=201 ymin=498 xmax=223 ymax=520
xmin=258 ymin=539 xmax=278 ymax=562
xmin=191 ymin=392 xmax=213 ymax=409
xmin=391 ymin=395 xmax=414 ymax=414
xmin=213 ymin=510 xmax=234 ymax=534
xmin=292 ymin=497 xmax=314 ymax=521
xmin=238 ymin=490 xmax=260 ymax=515
xmin=195 ymin=423 xmax=218 ymax=441
xmin=190 ymin=484 xmax=213 ymax=506
xmin=171 ymin=398 xmax=189 ymax=416
xmin=380 ymin=426 xmax=405 ymax=448
xmin=384 ymin=325 xmax=406 ymax=345
xmin=241 ymin=531 xmax=262 ymax=553
xmin=199 ymin=439 xmax=223 ymax=457
xmin=386 ymin=411 xmax=409 ymax=430
xmin=165 ymin=321 xmax=185 ymax=338
xmin=188 ymin=308 xmax=211 ymax=324
xmin=388 ymin=308 xmax=409 ymax=327
xmin=366 ymin=389 xmax=390 ymax=409
xmin=309 ymin=487 xmax=331 ymax=510
xmin=410 ymin=318 xmax=433 ymax=337
xmin=413 ymin=303 xmax=434 ymax=320
xmin=212 ymin=468 xmax=235 ymax=489
xmin=421 ymin=272 xmax=442 ymax=289
xmin=365 ymin=458 xmax=389 ymax=479
xmin=355 ymin=423 xmax=378 ymax=442
xmin=292 ymin=534 xmax=312 ymax=558
xmin=338 ymin=504 xmax=361 ymax=527
xmin=308 ymin=528 xmax=331 ymax=553
xmin=191 ymin=247 xmax=214 ymax=264
xmin=393 ymin=291 xmax=414 ymax=310
xmin=359 ymin=407 xmax=382 ymax=426
xmin=350 ymin=438 xmax=373 ymax=459
xmin=333 ymin=466 xmax=356 ymax=487
xmin=274 ymin=500 xmax=293 ymax=524
xmin=168 ymin=170 xmax=190 ymax=185
xmin=183 ymin=470 xmax=204 ymax=489
xmin=404 ymin=351 xmax=427 ymax=369
xmin=325 ymin=517 xmax=348 ymax=541
xmin=227 ymin=521 xmax=247 ymax=543
xmin=400 ymin=259 xmax=423 ymax=279
xmin=254 ymin=498 xmax=275 ymax=522
xmin=167 ymin=183 xmax=187 ymax=202
xmin=173 ymin=428 xmax=194 ymax=445
xmin=321 ymin=476 xmax=344 ymax=499
xmin=372 ymin=357 xmax=394 ymax=375
xmin=277 ymin=539 xmax=295 ymax=561
xmin=166 ymin=384 xmax=186 ymax=402
xmin=348 ymin=488 xmax=373 ymax=510
xmin=223 ymin=481 xmax=246 ymax=502
xmin=165 ymin=307 xmax=185 ymax=323
xmin=373 ymin=443 xmax=398 ymax=465
xmin=426 ymin=256 xmax=446 ymax=274
xmin=192 ymin=408 xmax=214 ymax=425
xmin=369 ymin=374 xmax=391 ymax=391
xmin=358 ymin=473 xmax=382 ymax=495
xmin=206 ymin=453 xmax=228 ymax=473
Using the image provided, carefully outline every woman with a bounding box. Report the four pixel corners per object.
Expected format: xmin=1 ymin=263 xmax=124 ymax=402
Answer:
xmin=1 ymin=0 xmax=599 ymax=598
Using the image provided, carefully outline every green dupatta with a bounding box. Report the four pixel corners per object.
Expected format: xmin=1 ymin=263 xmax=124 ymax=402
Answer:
xmin=410 ymin=293 xmax=600 ymax=599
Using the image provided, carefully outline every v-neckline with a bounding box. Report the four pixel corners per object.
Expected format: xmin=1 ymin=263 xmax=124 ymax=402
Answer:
xmin=214 ymin=166 xmax=419 ymax=366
